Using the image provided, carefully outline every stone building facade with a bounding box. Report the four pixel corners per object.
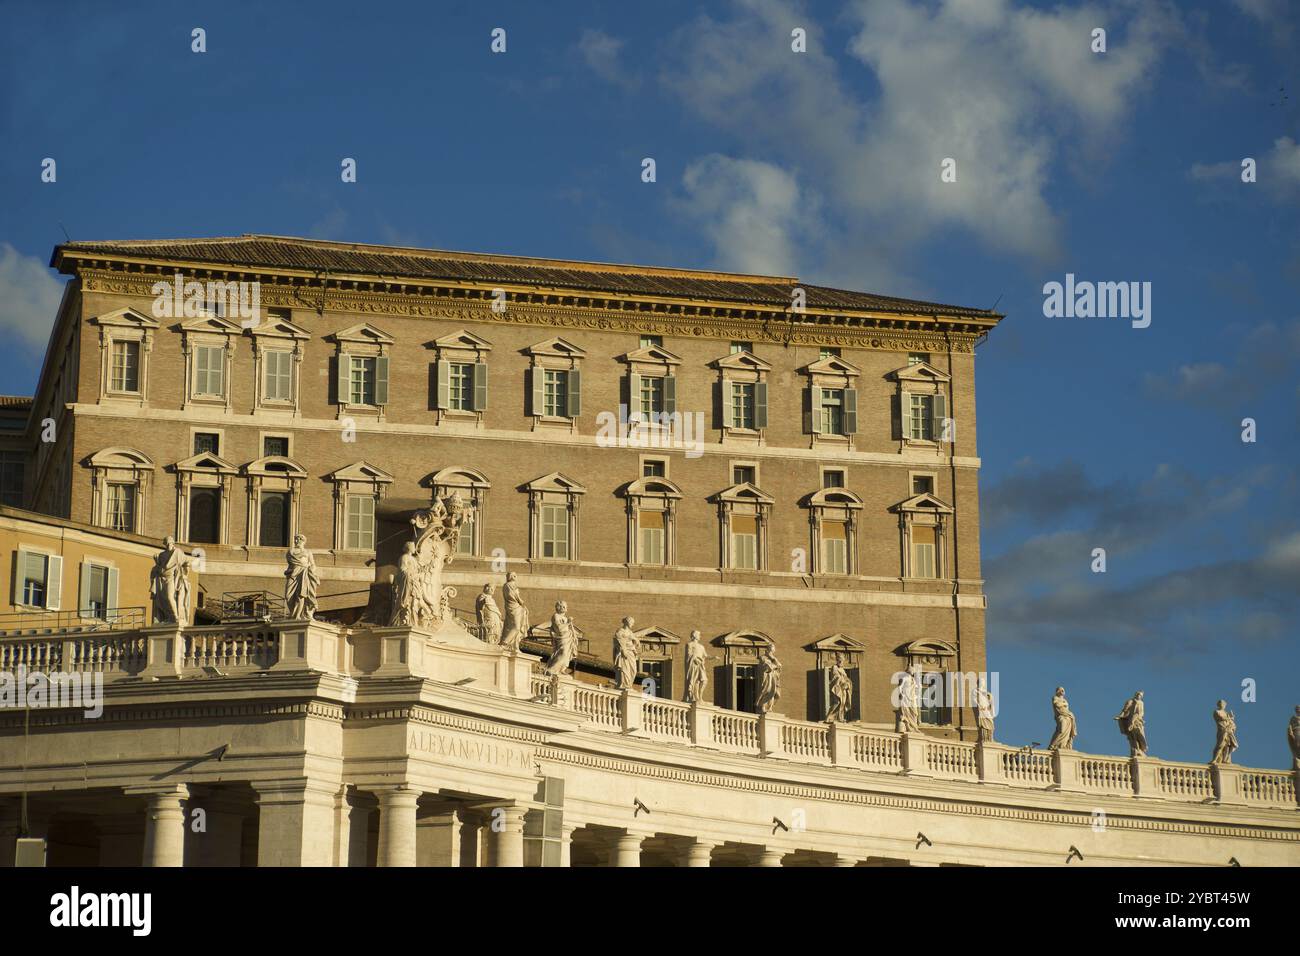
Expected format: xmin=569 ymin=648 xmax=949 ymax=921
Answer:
xmin=18 ymin=235 xmax=1001 ymax=731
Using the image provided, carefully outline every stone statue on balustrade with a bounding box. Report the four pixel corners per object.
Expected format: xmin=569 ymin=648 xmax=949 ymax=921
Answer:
xmin=150 ymin=536 xmax=191 ymax=626
xmin=826 ymin=654 xmax=852 ymax=723
xmin=1289 ymin=706 xmax=1300 ymax=771
xmin=975 ymin=685 xmax=995 ymax=742
xmin=613 ymin=617 xmax=640 ymax=690
xmin=284 ymin=534 xmax=319 ymax=620
xmin=1114 ymin=690 xmax=1147 ymax=757
xmin=476 ymin=583 xmax=503 ymax=645
xmin=684 ymin=630 xmax=709 ymax=704
xmin=543 ymin=600 xmax=579 ymax=676
xmin=1211 ymin=700 xmax=1238 ymax=765
xmin=1048 ymin=686 xmax=1077 ymax=751
xmin=389 ymin=493 xmax=467 ymax=629
xmin=757 ymin=646 xmax=782 ymax=714
xmin=894 ymin=665 xmax=921 ymax=734
xmin=499 ymin=571 xmax=530 ymax=653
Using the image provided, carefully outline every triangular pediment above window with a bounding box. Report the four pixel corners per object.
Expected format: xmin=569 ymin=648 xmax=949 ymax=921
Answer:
xmin=890 ymin=361 xmax=950 ymax=383
xmin=802 ymin=355 xmax=861 ymax=377
xmin=623 ymin=476 xmax=683 ymax=499
xmin=429 ymin=329 xmax=493 ymax=353
xmin=892 ymin=492 xmax=953 ymax=514
xmin=621 ymin=345 xmax=682 ymax=367
xmin=247 ymin=317 xmax=310 ymax=340
xmin=710 ymin=351 xmax=773 ymax=373
xmin=89 ymin=307 xmax=159 ymax=330
xmin=807 ymin=632 xmax=867 ymax=653
xmin=180 ymin=315 xmax=243 ymax=335
xmin=523 ymin=471 xmax=587 ymax=495
xmin=328 ymin=460 xmax=395 ymax=484
xmin=634 ymin=625 xmax=682 ymax=645
xmin=710 ymin=481 xmax=775 ymax=506
xmin=524 ymin=336 xmax=587 ymax=360
xmin=330 ymin=323 xmax=395 ymax=347
xmin=174 ymin=452 xmax=238 ymax=474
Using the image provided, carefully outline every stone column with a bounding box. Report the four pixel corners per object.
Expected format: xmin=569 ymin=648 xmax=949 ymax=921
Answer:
xmin=756 ymin=847 xmax=786 ymax=867
xmin=126 ymin=784 xmax=189 ymax=867
xmin=833 ymin=854 xmax=859 ymax=867
xmin=559 ymin=822 xmax=579 ymax=868
xmin=417 ymin=808 xmax=465 ymax=867
xmin=373 ymin=787 xmax=421 ymax=867
xmin=489 ymin=805 xmax=528 ymax=867
xmin=685 ymin=839 xmax=715 ymax=867
xmin=459 ymin=811 xmax=483 ymax=867
xmin=614 ymin=829 xmax=647 ymax=867
xmin=252 ymin=779 xmax=339 ymax=867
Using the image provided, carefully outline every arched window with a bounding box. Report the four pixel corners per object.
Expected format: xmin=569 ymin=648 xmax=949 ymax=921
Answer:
xmin=621 ymin=476 xmax=682 ymax=566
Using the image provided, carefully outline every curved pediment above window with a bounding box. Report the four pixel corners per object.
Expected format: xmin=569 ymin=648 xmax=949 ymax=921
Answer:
xmin=243 ymin=455 xmax=308 ymax=478
xmin=87 ymin=446 xmax=155 ymax=470
xmin=889 ymin=360 xmax=950 ymax=384
xmin=708 ymin=481 xmax=774 ymax=507
xmin=891 ymin=492 xmax=953 ymax=514
xmin=622 ymin=476 xmax=683 ymax=499
xmin=522 ymin=471 xmax=586 ymax=495
xmin=897 ymin=639 xmax=957 ymax=667
xmin=713 ymin=630 xmax=774 ymax=650
xmin=803 ymin=487 xmax=863 ymax=509
xmin=423 ymin=466 xmax=490 ymax=491
xmin=174 ymin=451 xmax=238 ymax=475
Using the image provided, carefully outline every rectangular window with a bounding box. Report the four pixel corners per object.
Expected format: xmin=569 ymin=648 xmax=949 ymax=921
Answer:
xmin=188 ymin=488 xmax=222 ymax=544
xmin=448 ymin=362 xmax=473 ymax=411
xmin=638 ymin=510 xmax=666 ymax=565
xmin=456 ymin=509 xmax=476 ymax=556
xmin=21 ymin=551 xmax=48 ymax=606
xmin=259 ymin=491 xmax=291 ymax=548
xmin=909 ymin=394 xmax=935 ymax=440
xmin=730 ymin=515 xmax=758 ymax=570
xmin=263 ymin=436 xmax=289 ymax=458
xmin=823 ymin=469 xmax=845 ymax=489
xmin=349 ymin=356 xmax=377 ymax=406
xmin=820 ymin=346 xmax=841 ymax=358
xmin=541 ymin=503 xmax=569 ymax=559
xmin=820 ymin=388 xmax=845 ymax=435
xmin=821 ymin=521 xmax=848 ymax=574
xmin=734 ymin=664 xmax=759 ymax=714
xmin=639 ymin=335 xmax=662 ymax=348
xmin=194 ymin=345 xmax=225 ymax=397
xmin=110 ymin=341 xmax=140 ymax=392
xmin=194 ymin=432 xmax=220 ymax=456
xmin=729 ymin=382 xmax=755 ymax=429
xmin=732 ymin=465 xmax=756 ymax=486
xmin=908 ymin=352 xmax=930 ymax=366
xmin=85 ymin=563 xmax=110 ymax=618
xmin=642 ymin=459 xmax=666 ymax=478
xmin=911 ymin=475 xmax=935 ymax=495
xmin=106 ymin=483 xmax=136 ymax=532
xmin=345 ymin=494 xmax=375 ymax=550
xmin=0 ymin=451 xmax=24 ymax=507
xmin=920 ymin=671 xmax=948 ymax=725
xmin=638 ymin=376 xmax=664 ymax=419
xmin=543 ymin=369 xmax=570 ymax=417
xmin=912 ymin=525 xmax=937 ymax=578
xmin=641 ymin=659 xmax=670 ymax=698
xmin=264 ymin=350 xmax=293 ymax=401
xmin=730 ymin=341 xmax=753 ymax=355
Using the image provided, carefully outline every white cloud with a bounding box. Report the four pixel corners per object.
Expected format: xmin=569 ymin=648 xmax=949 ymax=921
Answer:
xmin=578 ymin=29 xmax=639 ymax=90
xmin=1189 ymin=137 xmax=1300 ymax=196
xmin=0 ymin=244 xmax=65 ymax=354
xmin=662 ymin=0 xmax=1179 ymax=271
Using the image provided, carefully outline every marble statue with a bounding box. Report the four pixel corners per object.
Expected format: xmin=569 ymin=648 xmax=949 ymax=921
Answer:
xmin=499 ymin=571 xmax=530 ymax=652
xmin=684 ymin=630 xmax=708 ymax=704
xmin=1048 ymin=686 xmax=1077 ymax=751
xmin=1114 ymin=690 xmax=1147 ymax=757
xmin=1290 ymin=706 xmax=1300 ymax=771
xmin=284 ymin=534 xmax=319 ymax=620
xmin=150 ymin=536 xmax=190 ymax=625
xmin=757 ymin=647 xmax=782 ymax=714
xmin=975 ymin=685 xmax=996 ymax=742
xmin=1211 ymin=700 xmax=1238 ymax=765
xmin=389 ymin=494 xmax=467 ymax=628
xmin=475 ymin=583 xmax=503 ymax=645
xmin=827 ymin=654 xmax=852 ymax=723
xmin=543 ymin=600 xmax=578 ymax=676
xmin=895 ymin=666 xmax=921 ymax=734
xmin=613 ymin=617 xmax=640 ymax=690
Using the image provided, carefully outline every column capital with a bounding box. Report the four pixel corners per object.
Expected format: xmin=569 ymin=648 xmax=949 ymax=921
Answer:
xmin=250 ymin=778 xmax=338 ymax=806
xmin=369 ymin=785 xmax=422 ymax=808
xmin=124 ymin=783 xmax=190 ymax=804
xmin=757 ymin=847 xmax=786 ymax=867
xmin=833 ymin=854 xmax=859 ymax=867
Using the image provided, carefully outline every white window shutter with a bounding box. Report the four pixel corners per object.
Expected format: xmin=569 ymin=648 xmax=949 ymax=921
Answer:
xmin=374 ymin=355 xmax=389 ymax=405
xmin=902 ymin=390 xmax=914 ymax=438
xmin=662 ymin=375 xmax=677 ymax=416
xmin=722 ymin=380 xmax=734 ymax=428
xmin=107 ymin=566 xmax=120 ymax=618
xmin=843 ymin=388 xmax=858 ymax=434
xmin=472 ymin=362 xmax=488 ymax=411
xmin=336 ymin=353 xmax=350 ymax=404
xmin=13 ymin=548 xmax=27 ymax=604
xmin=45 ymin=554 xmax=63 ymax=610
xmin=567 ymin=368 xmax=582 ymax=417
xmin=436 ymin=360 xmax=450 ymax=409
xmin=754 ymin=381 xmax=768 ymax=430
xmin=932 ymin=392 xmax=948 ymax=440
xmin=79 ymin=562 xmax=92 ymax=618
xmin=531 ymin=367 xmax=545 ymax=416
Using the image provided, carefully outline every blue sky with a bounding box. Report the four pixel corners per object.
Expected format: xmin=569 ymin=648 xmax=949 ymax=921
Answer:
xmin=1 ymin=0 xmax=1296 ymax=766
